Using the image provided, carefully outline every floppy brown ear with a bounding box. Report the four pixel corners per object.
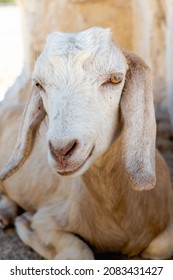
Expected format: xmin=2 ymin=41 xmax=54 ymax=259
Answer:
xmin=0 ymin=86 xmax=46 ymax=182
xmin=120 ymin=52 xmax=156 ymax=191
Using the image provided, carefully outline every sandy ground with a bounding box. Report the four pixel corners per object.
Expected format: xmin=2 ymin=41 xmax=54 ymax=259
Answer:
xmin=0 ymin=4 xmax=173 ymax=260
xmin=0 ymin=4 xmax=23 ymax=101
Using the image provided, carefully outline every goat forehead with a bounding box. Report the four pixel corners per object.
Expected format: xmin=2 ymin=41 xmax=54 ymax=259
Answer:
xmin=33 ymin=28 xmax=127 ymax=83
xmin=45 ymin=27 xmax=113 ymax=55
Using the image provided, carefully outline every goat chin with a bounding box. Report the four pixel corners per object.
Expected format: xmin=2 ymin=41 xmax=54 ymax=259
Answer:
xmin=0 ymin=27 xmax=173 ymax=260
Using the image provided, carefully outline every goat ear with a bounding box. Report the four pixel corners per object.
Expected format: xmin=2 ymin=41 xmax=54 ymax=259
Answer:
xmin=0 ymin=86 xmax=46 ymax=182
xmin=120 ymin=52 xmax=156 ymax=191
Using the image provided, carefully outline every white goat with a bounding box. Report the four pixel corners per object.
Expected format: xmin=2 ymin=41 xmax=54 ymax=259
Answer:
xmin=1 ymin=27 xmax=173 ymax=259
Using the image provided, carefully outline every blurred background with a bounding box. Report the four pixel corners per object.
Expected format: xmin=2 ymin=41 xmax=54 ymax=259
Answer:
xmin=0 ymin=0 xmax=173 ymax=259
xmin=0 ymin=0 xmax=23 ymax=101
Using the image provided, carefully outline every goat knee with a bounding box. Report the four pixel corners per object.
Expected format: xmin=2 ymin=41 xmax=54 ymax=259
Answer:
xmin=32 ymin=212 xmax=94 ymax=259
xmin=55 ymin=233 xmax=94 ymax=260
xmin=16 ymin=211 xmax=94 ymax=259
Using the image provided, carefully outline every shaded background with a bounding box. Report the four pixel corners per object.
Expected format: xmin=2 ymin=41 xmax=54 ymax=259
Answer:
xmin=0 ymin=0 xmax=173 ymax=259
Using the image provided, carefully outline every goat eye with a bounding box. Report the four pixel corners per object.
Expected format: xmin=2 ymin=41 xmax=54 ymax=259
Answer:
xmin=102 ymin=73 xmax=123 ymax=87
xmin=109 ymin=74 xmax=122 ymax=84
xmin=35 ymin=83 xmax=43 ymax=90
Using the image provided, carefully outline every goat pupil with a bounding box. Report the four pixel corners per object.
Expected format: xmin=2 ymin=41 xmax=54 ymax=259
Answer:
xmin=36 ymin=83 xmax=42 ymax=89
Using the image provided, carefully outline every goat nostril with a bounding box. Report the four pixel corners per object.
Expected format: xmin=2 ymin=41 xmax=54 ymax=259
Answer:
xmin=49 ymin=139 xmax=78 ymax=160
xmin=64 ymin=140 xmax=78 ymax=157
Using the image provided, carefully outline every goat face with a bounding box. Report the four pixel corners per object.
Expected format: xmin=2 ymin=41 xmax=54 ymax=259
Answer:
xmin=32 ymin=27 xmax=127 ymax=176
xmin=0 ymin=27 xmax=156 ymax=191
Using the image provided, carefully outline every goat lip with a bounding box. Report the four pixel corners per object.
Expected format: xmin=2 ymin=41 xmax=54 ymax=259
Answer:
xmin=57 ymin=145 xmax=94 ymax=176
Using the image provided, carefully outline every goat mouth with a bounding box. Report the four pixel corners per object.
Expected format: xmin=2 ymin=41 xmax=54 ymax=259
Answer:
xmin=57 ymin=145 xmax=94 ymax=176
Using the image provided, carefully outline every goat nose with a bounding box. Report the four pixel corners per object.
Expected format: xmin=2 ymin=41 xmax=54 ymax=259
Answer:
xmin=49 ymin=139 xmax=78 ymax=161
